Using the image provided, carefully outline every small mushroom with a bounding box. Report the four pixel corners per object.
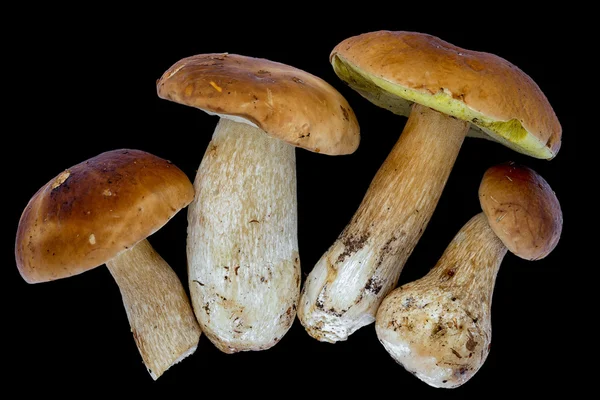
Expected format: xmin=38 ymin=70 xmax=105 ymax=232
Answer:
xmin=375 ymin=163 xmax=563 ymax=388
xmin=299 ymin=31 xmax=561 ymax=342
xmin=15 ymin=149 xmax=201 ymax=380
xmin=157 ymin=53 xmax=359 ymax=353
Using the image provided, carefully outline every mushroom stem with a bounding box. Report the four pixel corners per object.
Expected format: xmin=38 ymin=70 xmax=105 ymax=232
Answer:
xmin=299 ymin=103 xmax=469 ymax=342
xmin=105 ymin=238 xmax=201 ymax=380
xmin=187 ymin=118 xmax=300 ymax=353
xmin=375 ymin=213 xmax=508 ymax=388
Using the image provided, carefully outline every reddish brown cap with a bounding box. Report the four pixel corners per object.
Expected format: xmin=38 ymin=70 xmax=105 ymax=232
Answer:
xmin=330 ymin=31 xmax=561 ymax=159
xmin=15 ymin=149 xmax=194 ymax=283
xmin=157 ymin=53 xmax=360 ymax=155
xmin=479 ymin=163 xmax=562 ymax=260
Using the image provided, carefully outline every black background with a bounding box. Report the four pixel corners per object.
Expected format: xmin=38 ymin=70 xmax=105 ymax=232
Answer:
xmin=7 ymin=7 xmax=580 ymax=396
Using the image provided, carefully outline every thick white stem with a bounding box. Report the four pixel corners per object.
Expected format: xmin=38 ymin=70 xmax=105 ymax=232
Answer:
xmin=187 ymin=118 xmax=300 ymax=353
xmin=106 ymin=239 xmax=201 ymax=380
xmin=298 ymin=104 xmax=469 ymax=342
xmin=375 ymin=213 xmax=508 ymax=388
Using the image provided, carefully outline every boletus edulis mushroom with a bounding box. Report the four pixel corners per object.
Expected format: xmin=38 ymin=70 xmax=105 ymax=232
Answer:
xmin=298 ymin=31 xmax=561 ymax=342
xmin=15 ymin=149 xmax=201 ymax=380
xmin=157 ymin=53 xmax=359 ymax=353
xmin=375 ymin=162 xmax=563 ymax=388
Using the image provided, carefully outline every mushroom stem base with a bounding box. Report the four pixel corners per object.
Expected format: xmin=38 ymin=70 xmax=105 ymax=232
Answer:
xmin=299 ymin=103 xmax=469 ymax=342
xmin=106 ymin=239 xmax=201 ymax=380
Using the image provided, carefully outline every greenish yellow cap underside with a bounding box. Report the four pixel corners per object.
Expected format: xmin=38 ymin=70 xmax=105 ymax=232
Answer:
xmin=332 ymin=55 xmax=554 ymax=159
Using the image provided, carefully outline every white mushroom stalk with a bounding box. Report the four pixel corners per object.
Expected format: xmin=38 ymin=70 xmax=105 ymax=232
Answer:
xmin=156 ymin=53 xmax=359 ymax=353
xmin=375 ymin=213 xmax=505 ymax=388
xmin=107 ymin=239 xmax=201 ymax=380
xmin=299 ymin=104 xmax=468 ymax=342
xmin=298 ymin=31 xmax=561 ymax=342
xmin=187 ymin=118 xmax=300 ymax=353
xmin=375 ymin=163 xmax=563 ymax=388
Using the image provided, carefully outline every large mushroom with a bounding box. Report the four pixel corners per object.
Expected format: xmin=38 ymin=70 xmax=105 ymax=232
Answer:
xmin=157 ymin=53 xmax=359 ymax=353
xmin=375 ymin=162 xmax=563 ymax=388
xmin=15 ymin=149 xmax=201 ymax=380
xmin=298 ymin=31 xmax=561 ymax=342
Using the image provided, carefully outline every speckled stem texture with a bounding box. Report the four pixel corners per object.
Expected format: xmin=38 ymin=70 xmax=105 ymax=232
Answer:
xmin=298 ymin=104 xmax=469 ymax=342
xmin=105 ymin=239 xmax=201 ymax=380
xmin=376 ymin=213 xmax=508 ymax=388
xmin=187 ymin=118 xmax=300 ymax=353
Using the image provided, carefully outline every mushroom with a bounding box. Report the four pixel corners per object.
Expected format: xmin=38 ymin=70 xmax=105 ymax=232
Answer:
xmin=15 ymin=149 xmax=201 ymax=380
xmin=375 ymin=162 xmax=563 ymax=388
xmin=298 ymin=31 xmax=561 ymax=342
xmin=156 ymin=53 xmax=359 ymax=353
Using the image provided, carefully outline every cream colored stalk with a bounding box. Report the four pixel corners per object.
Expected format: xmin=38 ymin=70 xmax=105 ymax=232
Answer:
xmin=375 ymin=214 xmax=503 ymax=388
xmin=187 ymin=118 xmax=300 ymax=353
xmin=107 ymin=239 xmax=201 ymax=380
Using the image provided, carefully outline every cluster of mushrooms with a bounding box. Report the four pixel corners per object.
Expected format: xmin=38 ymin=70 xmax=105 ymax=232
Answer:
xmin=15 ymin=31 xmax=562 ymax=388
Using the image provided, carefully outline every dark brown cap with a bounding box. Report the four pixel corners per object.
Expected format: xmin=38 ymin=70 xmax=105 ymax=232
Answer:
xmin=479 ymin=163 xmax=562 ymax=260
xmin=157 ymin=53 xmax=360 ymax=155
xmin=330 ymin=31 xmax=561 ymax=159
xmin=15 ymin=149 xmax=194 ymax=283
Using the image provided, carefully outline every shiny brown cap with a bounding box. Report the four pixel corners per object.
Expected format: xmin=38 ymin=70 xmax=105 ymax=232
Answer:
xmin=330 ymin=31 xmax=561 ymax=159
xmin=157 ymin=53 xmax=360 ymax=155
xmin=15 ymin=149 xmax=194 ymax=283
xmin=479 ymin=162 xmax=562 ymax=260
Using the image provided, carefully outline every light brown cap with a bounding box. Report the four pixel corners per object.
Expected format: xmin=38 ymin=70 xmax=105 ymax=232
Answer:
xmin=330 ymin=31 xmax=561 ymax=159
xmin=157 ymin=53 xmax=360 ymax=155
xmin=479 ymin=162 xmax=562 ymax=260
xmin=15 ymin=149 xmax=194 ymax=283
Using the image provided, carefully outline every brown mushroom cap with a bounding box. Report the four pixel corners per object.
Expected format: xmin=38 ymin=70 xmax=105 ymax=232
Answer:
xmin=330 ymin=31 xmax=561 ymax=159
xmin=156 ymin=53 xmax=360 ymax=155
xmin=479 ymin=162 xmax=562 ymax=260
xmin=15 ymin=149 xmax=194 ymax=283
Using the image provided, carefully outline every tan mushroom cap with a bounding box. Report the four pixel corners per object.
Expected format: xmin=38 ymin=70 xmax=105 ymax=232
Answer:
xmin=157 ymin=53 xmax=360 ymax=155
xmin=330 ymin=31 xmax=561 ymax=159
xmin=16 ymin=149 xmax=194 ymax=283
xmin=479 ymin=163 xmax=562 ymax=260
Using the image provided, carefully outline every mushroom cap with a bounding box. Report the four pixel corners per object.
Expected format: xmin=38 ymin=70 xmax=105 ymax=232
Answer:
xmin=330 ymin=31 xmax=561 ymax=159
xmin=479 ymin=162 xmax=562 ymax=260
xmin=157 ymin=53 xmax=360 ymax=155
xmin=15 ymin=149 xmax=194 ymax=283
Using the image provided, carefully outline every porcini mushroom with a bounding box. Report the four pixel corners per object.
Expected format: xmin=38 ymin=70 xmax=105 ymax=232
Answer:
xmin=15 ymin=149 xmax=201 ymax=380
xmin=375 ymin=162 xmax=563 ymax=388
xmin=298 ymin=31 xmax=561 ymax=342
xmin=156 ymin=53 xmax=359 ymax=353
